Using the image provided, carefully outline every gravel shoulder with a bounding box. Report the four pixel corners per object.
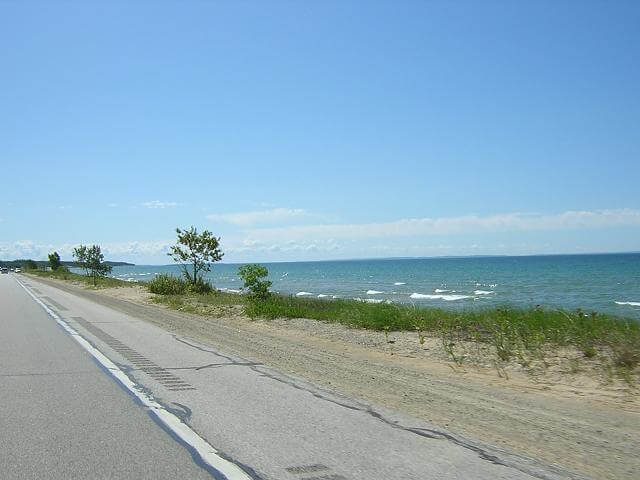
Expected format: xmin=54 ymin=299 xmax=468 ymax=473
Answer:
xmin=25 ymin=275 xmax=640 ymax=480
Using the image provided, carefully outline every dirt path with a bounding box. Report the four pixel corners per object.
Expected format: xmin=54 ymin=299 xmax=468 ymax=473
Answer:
xmin=26 ymin=276 xmax=640 ymax=480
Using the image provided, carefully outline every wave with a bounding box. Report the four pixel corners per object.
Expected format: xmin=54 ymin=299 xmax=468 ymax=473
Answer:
xmin=296 ymin=291 xmax=313 ymax=297
xmin=410 ymin=293 xmax=471 ymax=301
xmin=366 ymin=290 xmax=384 ymax=295
xmin=474 ymin=290 xmax=494 ymax=295
xmin=615 ymin=301 xmax=640 ymax=307
xmin=475 ymin=282 xmax=497 ymax=288
xmin=434 ymin=289 xmax=449 ymax=293
xmin=353 ymin=297 xmax=385 ymax=304
xmin=393 ymin=282 xmax=406 ymax=285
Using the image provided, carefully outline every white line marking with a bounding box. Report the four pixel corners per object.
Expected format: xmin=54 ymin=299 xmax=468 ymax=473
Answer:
xmin=14 ymin=276 xmax=251 ymax=480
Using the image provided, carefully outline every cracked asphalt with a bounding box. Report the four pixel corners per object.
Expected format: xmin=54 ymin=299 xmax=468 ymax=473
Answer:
xmin=2 ymin=273 xmax=586 ymax=480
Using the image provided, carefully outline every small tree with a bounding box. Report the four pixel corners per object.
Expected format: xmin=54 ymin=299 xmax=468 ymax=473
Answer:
xmin=72 ymin=245 xmax=89 ymax=275
xmin=238 ymin=264 xmax=272 ymax=300
xmin=168 ymin=226 xmax=223 ymax=289
xmin=86 ymin=245 xmax=112 ymax=286
xmin=73 ymin=244 xmax=111 ymax=285
xmin=48 ymin=251 xmax=62 ymax=271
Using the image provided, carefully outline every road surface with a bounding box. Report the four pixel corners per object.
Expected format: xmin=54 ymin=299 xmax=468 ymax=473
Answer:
xmin=0 ymin=273 xmax=584 ymax=479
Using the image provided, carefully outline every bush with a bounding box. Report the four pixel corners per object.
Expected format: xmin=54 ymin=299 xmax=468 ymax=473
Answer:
xmin=186 ymin=275 xmax=213 ymax=294
xmin=238 ymin=264 xmax=272 ymax=300
xmin=147 ymin=274 xmax=187 ymax=295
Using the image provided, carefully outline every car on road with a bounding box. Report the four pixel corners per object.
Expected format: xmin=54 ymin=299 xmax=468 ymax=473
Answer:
xmin=15 ymin=268 xmax=21 ymax=273
xmin=1 ymin=267 xmax=8 ymax=274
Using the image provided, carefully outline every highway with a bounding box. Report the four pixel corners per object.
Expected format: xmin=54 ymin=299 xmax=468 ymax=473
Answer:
xmin=0 ymin=273 xmax=581 ymax=479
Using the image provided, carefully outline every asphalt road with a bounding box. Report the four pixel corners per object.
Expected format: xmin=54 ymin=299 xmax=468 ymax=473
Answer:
xmin=1 ymin=273 xmax=583 ymax=480
xmin=0 ymin=273 xmax=215 ymax=479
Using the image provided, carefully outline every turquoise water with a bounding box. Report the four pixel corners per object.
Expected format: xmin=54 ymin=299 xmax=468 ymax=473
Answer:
xmin=104 ymin=253 xmax=640 ymax=320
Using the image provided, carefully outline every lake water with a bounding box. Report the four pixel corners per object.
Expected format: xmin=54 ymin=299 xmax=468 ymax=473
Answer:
xmin=103 ymin=253 xmax=640 ymax=320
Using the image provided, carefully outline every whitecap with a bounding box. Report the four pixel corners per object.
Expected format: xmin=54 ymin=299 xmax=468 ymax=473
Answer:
xmin=352 ymin=297 xmax=384 ymax=303
xmin=474 ymin=290 xmax=494 ymax=295
xmin=410 ymin=293 xmax=471 ymax=301
xmin=296 ymin=291 xmax=313 ymax=297
xmin=317 ymin=294 xmax=329 ymax=298
xmin=366 ymin=290 xmax=384 ymax=295
xmin=434 ymin=289 xmax=449 ymax=293
xmin=393 ymin=282 xmax=406 ymax=286
xmin=615 ymin=301 xmax=640 ymax=307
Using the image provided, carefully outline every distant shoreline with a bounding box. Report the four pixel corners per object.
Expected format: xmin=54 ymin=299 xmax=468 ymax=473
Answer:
xmin=106 ymin=250 xmax=640 ymax=268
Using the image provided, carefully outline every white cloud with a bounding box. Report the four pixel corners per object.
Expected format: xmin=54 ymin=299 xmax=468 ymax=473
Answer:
xmin=247 ymin=209 xmax=640 ymax=242
xmin=0 ymin=240 xmax=173 ymax=261
xmin=142 ymin=200 xmax=178 ymax=209
xmin=3 ymin=209 xmax=639 ymax=264
xmin=207 ymin=208 xmax=308 ymax=226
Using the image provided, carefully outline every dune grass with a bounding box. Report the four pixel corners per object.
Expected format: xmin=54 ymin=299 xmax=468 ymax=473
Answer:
xmin=24 ymin=268 xmax=135 ymax=289
xmin=245 ymin=295 xmax=639 ymax=365
xmin=148 ymin=286 xmax=640 ymax=375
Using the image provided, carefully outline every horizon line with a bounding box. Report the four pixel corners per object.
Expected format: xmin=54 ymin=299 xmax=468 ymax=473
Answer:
xmin=103 ymin=250 xmax=640 ymax=266
xmin=3 ymin=250 xmax=639 ymax=266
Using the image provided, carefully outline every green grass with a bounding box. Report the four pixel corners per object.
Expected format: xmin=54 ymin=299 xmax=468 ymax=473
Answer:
xmin=25 ymin=269 xmax=135 ymax=289
xmin=150 ymin=291 xmax=247 ymax=318
xmin=148 ymin=287 xmax=639 ymax=374
xmin=245 ymin=295 xmax=639 ymax=373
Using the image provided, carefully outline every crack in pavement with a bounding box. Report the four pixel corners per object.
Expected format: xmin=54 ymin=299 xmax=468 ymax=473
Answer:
xmin=172 ymin=335 xmax=586 ymax=480
xmin=125 ymin=362 xmax=263 ymax=372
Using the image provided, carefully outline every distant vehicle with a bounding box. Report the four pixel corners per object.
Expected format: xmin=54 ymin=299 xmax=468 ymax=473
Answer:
xmin=1 ymin=267 xmax=8 ymax=274
xmin=15 ymin=268 xmax=21 ymax=273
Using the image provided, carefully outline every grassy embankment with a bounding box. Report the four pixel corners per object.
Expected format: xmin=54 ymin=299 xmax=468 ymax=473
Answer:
xmin=146 ymin=274 xmax=639 ymax=381
xmin=25 ymin=268 xmax=135 ymax=288
xmin=26 ymin=270 xmax=640 ymax=381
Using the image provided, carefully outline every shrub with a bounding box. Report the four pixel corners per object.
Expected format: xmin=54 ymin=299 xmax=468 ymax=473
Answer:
xmin=186 ymin=275 xmax=213 ymax=294
xmin=48 ymin=251 xmax=62 ymax=271
xmin=238 ymin=264 xmax=272 ymax=300
xmin=147 ymin=273 xmax=187 ymax=295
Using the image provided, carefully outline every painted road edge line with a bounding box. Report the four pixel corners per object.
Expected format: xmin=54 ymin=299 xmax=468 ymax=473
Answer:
xmin=14 ymin=276 xmax=252 ymax=480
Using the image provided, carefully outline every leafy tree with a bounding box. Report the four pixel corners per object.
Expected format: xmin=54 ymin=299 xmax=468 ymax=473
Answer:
xmin=72 ymin=245 xmax=89 ymax=275
xmin=74 ymin=244 xmax=112 ymax=285
xmin=238 ymin=264 xmax=272 ymax=300
xmin=86 ymin=245 xmax=112 ymax=286
xmin=48 ymin=251 xmax=62 ymax=271
xmin=168 ymin=226 xmax=223 ymax=288
xmin=24 ymin=259 xmax=38 ymax=270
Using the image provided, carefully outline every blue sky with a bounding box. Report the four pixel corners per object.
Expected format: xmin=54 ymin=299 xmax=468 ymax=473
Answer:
xmin=1 ymin=1 xmax=639 ymax=264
